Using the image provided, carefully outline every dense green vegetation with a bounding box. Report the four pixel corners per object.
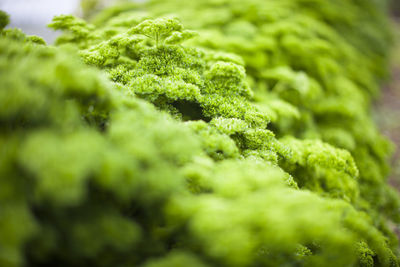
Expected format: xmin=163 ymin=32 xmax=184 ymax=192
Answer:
xmin=0 ymin=1 xmax=399 ymax=266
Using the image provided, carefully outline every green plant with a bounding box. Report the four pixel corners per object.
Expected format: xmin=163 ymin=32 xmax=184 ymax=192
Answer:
xmin=0 ymin=1 xmax=399 ymax=266
xmin=88 ymin=0 xmax=400 ymax=253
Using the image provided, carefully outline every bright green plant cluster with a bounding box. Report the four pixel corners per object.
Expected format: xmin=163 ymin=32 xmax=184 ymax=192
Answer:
xmin=87 ymin=0 xmax=399 ymax=222
xmin=0 ymin=0 xmax=399 ymax=266
xmin=143 ymin=0 xmax=398 ymax=218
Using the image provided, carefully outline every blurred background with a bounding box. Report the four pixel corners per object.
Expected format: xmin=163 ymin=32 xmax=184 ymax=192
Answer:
xmin=1 ymin=0 xmax=400 ymax=185
xmin=0 ymin=0 xmax=81 ymax=43
xmin=377 ymin=13 xmax=400 ymax=188
xmin=0 ymin=0 xmax=143 ymax=43
xmin=1 ymin=0 xmax=399 ymax=42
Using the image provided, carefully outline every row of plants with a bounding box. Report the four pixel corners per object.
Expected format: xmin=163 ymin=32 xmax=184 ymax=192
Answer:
xmin=0 ymin=0 xmax=399 ymax=266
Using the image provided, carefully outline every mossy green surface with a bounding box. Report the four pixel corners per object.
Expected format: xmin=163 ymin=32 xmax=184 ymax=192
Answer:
xmin=0 ymin=0 xmax=399 ymax=266
xmin=88 ymin=0 xmax=399 ymax=223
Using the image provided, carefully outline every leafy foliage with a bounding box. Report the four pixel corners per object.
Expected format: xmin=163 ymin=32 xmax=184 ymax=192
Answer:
xmin=0 ymin=10 xmax=9 ymax=30
xmin=0 ymin=0 xmax=399 ymax=266
xmin=138 ymin=0 xmax=398 ymax=224
xmin=85 ymin=0 xmax=400 ymax=259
